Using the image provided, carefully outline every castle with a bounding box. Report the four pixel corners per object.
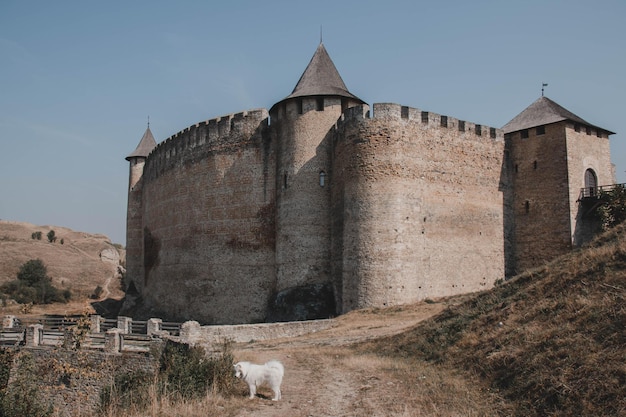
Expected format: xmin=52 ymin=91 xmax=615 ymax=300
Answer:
xmin=124 ymin=43 xmax=615 ymax=324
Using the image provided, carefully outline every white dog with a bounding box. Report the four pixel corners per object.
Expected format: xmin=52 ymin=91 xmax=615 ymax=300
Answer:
xmin=234 ymin=360 xmax=284 ymax=401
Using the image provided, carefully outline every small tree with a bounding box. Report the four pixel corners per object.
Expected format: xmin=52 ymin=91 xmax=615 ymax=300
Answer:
xmin=1 ymin=259 xmax=71 ymax=305
xmin=17 ymin=259 xmax=48 ymax=287
xmin=47 ymin=230 xmax=56 ymax=243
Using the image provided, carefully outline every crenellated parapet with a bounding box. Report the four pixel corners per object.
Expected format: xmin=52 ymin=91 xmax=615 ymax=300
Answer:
xmin=333 ymin=102 xmax=503 ymax=142
xmin=143 ymin=109 xmax=269 ymax=181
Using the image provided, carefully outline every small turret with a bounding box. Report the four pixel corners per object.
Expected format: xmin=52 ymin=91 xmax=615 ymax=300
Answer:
xmin=126 ymin=126 xmax=157 ymax=190
xmin=125 ymin=125 xmax=157 ymax=294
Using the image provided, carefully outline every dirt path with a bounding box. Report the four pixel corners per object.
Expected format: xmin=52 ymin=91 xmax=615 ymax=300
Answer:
xmin=229 ymin=302 xmax=450 ymax=417
xmin=98 ymin=270 xmax=116 ymax=300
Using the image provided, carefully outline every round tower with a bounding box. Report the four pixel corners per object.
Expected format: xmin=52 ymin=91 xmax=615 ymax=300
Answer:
xmin=269 ymin=43 xmax=365 ymax=294
xmin=124 ymin=126 xmax=156 ymax=294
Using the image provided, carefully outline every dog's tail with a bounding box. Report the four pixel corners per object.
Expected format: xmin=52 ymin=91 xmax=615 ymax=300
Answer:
xmin=265 ymin=360 xmax=284 ymax=377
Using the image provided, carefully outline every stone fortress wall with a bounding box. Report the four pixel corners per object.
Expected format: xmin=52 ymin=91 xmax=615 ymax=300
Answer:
xmin=139 ymin=109 xmax=276 ymax=324
xmin=330 ymin=103 xmax=506 ymax=311
xmin=131 ymin=100 xmax=508 ymax=324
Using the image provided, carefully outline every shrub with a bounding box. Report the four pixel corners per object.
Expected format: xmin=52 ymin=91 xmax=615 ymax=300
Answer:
xmin=100 ymin=340 xmax=236 ymax=413
xmin=596 ymin=184 xmax=626 ymax=230
xmin=100 ymin=370 xmax=155 ymax=411
xmin=159 ymin=340 xmax=235 ymax=398
xmin=47 ymin=230 xmax=56 ymax=243
xmin=31 ymin=231 xmax=42 ymax=240
xmin=1 ymin=259 xmax=71 ymax=305
xmin=17 ymin=259 xmax=48 ymax=286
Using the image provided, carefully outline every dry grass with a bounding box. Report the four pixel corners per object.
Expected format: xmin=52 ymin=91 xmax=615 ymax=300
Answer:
xmin=97 ymin=388 xmax=250 ymax=417
xmin=360 ymin=223 xmax=626 ymax=416
xmin=0 ymin=220 xmax=124 ymax=312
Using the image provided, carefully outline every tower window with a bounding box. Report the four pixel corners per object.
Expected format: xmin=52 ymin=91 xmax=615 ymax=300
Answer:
xmin=536 ymin=125 xmax=545 ymax=135
xmin=525 ymin=200 xmax=530 ymax=213
xmin=316 ymin=97 xmax=324 ymax=111
xmin=521 ymin=129 xmax=529 ymax=139
xmin=319 ymin=171 xmax=326 ymax=187
xmin=533 ymin=160 xmax=538 ymax=170
xmin=284 ymin=172 xmax=288 ymax=189
xmin=297 ymin=99 xmax=303 ymax=114
xmin=574 ymin=124 xmax=581 ymax=132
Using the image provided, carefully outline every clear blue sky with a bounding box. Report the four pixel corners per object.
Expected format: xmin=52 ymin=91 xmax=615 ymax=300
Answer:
xmin=1 ymin=0 xmax=624 ymax=245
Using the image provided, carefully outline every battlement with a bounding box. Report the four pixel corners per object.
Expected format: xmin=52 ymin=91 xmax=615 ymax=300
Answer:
xmin=334 ymin=102 xmax=503 ymax=142
xmin=144 ymin=109 xmax=269 ymax=180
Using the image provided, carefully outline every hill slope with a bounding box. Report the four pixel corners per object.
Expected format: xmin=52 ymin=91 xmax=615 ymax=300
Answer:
xmin=0 ymin=220 xmax=125 ymax=313
xmin=359 ymin=223 xmax=626 ymax=416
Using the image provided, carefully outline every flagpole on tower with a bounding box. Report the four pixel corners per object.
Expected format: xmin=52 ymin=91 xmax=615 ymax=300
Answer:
xmin=542 ymin=83 xmax=548 ymax=96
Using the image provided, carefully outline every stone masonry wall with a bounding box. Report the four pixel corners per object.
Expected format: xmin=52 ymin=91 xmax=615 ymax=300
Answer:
xmin=272 ymin=98 xmax=341 ymax=292
xmin=331 ymin=103 xmax=506 ymax=313
xmin=126 ymin=159 xmax=145 ymax=293
xmin=179 ymin=318 xmax=333 ymax=348
xmin=138 ymin=109 xmax=276 ymax=324
xmin=14 ymin=347 xmax=159 ymax=417
xmin=565 ymin=124 xmax=614 ymax=246
xmin=508 ymin=122 xmax=572 ymax=272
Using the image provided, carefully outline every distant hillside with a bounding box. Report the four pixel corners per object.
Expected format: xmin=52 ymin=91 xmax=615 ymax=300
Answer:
xmin=0 ymin=221 xmax=125 ymax=308
xmin=360 ymin=223 xmax=626 ymax=416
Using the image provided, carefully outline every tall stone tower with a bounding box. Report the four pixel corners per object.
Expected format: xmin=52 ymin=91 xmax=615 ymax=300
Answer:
xmin=125 ymin=126 xmax=156 ymax=294
xmin=503 ymin=96 xmax=614 ymax=273
xmin=269 ymin=43 xmax=365 ymax=293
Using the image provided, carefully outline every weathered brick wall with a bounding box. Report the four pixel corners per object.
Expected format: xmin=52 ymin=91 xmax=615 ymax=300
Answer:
xmin=332 ymin=103 xmax=506 ymax=313
xmin=136 ymin=109 xmax=276 ymax=324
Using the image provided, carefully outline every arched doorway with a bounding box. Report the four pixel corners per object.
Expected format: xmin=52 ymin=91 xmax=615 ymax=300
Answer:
xmin=584 ymin=168 xmax=598 ymax=197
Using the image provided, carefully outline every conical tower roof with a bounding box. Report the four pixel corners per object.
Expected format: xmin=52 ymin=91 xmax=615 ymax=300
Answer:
xmin=503 ymin=96 xmax=614 ymax=135
xmin=126 ymin=126 xmax=157 ymax=160
xmin=273 ymin=43 xmax=364 ymax=107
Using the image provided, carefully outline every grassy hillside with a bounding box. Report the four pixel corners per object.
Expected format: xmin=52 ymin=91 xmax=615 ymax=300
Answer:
xmin=0 ymin=220 xmax=125 ymax=314
xmin=360 ymin=223 xmax=626 ymax=416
